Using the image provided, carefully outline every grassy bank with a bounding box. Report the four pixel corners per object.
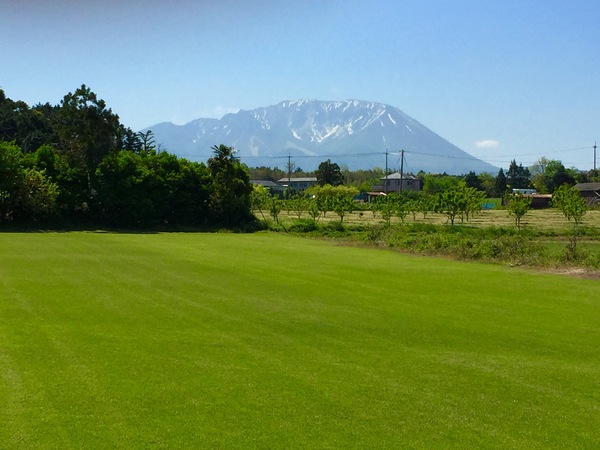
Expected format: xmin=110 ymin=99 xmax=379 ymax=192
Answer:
xmin=266 ymin=207 xmax=600 ymax=271
xmin=1 ymin=232 xmax=599 ymax=447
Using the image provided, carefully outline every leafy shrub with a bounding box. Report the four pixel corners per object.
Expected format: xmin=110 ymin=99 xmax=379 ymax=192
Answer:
xmin=289 ymin=218 xmax=319 ymax=233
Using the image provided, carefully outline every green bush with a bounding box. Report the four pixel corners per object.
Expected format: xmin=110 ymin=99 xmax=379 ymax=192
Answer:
xmin=288 ymin=218 xmax=319 ymax=233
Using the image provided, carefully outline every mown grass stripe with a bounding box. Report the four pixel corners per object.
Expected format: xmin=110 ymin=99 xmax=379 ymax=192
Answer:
xmin=0 ymin=232 xmax=598 ymax=448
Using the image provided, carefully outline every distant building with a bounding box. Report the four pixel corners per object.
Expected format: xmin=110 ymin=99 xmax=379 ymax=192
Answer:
xmin=250 ymin=180 xmax=282 ymax=191
xmin=513 ymin=188 xmax=537 ymax=195
xmin=371 ymin=172 xmax=421 ymax=193
xmin=250 ymin=180 xmax=284 ymax=193
xmin=277 ymin=177 xmax=318 ymax=191
xmin=574 ymin=182 xmax=600 ymax=207
xmin=527 ymin=194 xmax=552 ymax=209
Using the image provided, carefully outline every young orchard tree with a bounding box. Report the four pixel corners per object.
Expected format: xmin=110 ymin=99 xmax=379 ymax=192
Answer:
xmin=406 ymin=199 xmax=419 ymax=221
xmin=373 ymin=194 xmax=396 ymax=227
xmin=308 ymin=201 xmax=321 ymax=223
xmin=552 ymin=184 xmax=588 ymax=259
xmin=464 ymin=187 xmax=486 ymax=221
xmin=505 ymin=191 xmax=532 ymax=231
xmin=553 ymin=184 xmax=588 ymax=226
xmin=250 ymin=185 xmax=270 ymax=221
xmin=309 ymin=185 xmax=359 ymax=223
xmin=308 ymin=184 xmax=346 ymax=218
xmin=288 ymin=193 xmax=308 ymax=219
xmin=416 ymin=193 xmax=435 ymax=219
xmin=333 ymin=194 xmax=355 ymax=223
xmin=393 ymin=194 xmax=409 ymax=223
xmin=436 ymin=185 xmax=467 ymax=225
xmin=268 ymin=195 xmax=283 ymax=224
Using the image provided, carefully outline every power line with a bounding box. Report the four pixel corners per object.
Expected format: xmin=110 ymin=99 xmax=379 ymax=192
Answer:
xmin=477 ymin=146 xmax=590 ymax=159
xmin=174 ymin=144 xmax=596 ymax=169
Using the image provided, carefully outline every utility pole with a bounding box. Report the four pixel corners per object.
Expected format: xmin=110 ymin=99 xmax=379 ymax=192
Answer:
xmin=385 ymin=149 xmax=388 ymax=194
xmin=594 ymin=142 xmax=597 ymax=172
xmin=399 ymin=149 xmax=405 ymax=193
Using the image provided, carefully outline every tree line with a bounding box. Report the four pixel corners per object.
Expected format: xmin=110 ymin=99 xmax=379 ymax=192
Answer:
xmin=248 ymin=156 xmax=600 ymax=197
xmin=2 ymin=85 xmax=597 ymax=229
xmin=0 ymin=86 xmax=253 ymax=227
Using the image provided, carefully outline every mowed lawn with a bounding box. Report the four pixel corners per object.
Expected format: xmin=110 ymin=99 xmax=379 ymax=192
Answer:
xmin=0 ymin=232 xmax=598 ymax=448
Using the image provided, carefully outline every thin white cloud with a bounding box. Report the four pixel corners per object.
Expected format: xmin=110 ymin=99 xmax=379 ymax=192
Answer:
xmin=475 ymin=139 xmax=500 ymax=148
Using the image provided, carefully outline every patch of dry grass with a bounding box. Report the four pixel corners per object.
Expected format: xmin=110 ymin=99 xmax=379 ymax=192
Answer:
xmin=278 ymin=207 xmax=600 ymax=232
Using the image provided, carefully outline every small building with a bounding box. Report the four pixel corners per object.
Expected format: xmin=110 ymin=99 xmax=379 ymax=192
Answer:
xmin=526 ymin=194 xmax=552 ymax=209
xmin=574 ymin=182 xmax=600 ymax=207
xmin=513 ymin=188 xmax=537 ymax=195
xmin=371 ymin=172 xmax=421 ymax=193
xmin=250 ymin=180 xmax=284 ymax=193
xmin=277 ymin=177 xmax=318 ymax=192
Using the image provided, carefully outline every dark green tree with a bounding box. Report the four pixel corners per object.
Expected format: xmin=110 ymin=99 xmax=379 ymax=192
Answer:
xmin=54 ymin=85 xmax=124 ymax=178
xmin=506 ymin=160 xmax=531 ymax=189
xmin=0 ymin=90 xmax=57 ymax=153
xmin=495 ymin=168 xmax=507 ymax=196
xmin=421 ymin=173 xmax=460 ymax=193
xmin=94 ymin=150 xmax=152 ymax=226
xmin=0 ymin=141 xmax=25 ymax=221
xmin=545 ymin=160 xmax=575 ymax=193
xmin=207 ymin=145 xmax=253 ymax=226
xmin=0 ymin=141 xmax=59 ymax=223
xmin=316 ymin=159 xmax=344 ymax=186
xmin=94 ymin=150 xmax=210 ymax=227
xmin=25 ymin=144 xmax=86 ymax=215
xmin=464 ymin=171 xmax=482 ymax=191
xmin=138 ymin=130 xmax=156 ymax=152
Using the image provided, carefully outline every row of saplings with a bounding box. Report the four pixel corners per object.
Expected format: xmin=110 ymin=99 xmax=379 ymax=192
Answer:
xmin=253 ymin=184 xmax=489 ymax=226
xmin=253 ymin=182 xmax=588 ymax=228
xmin=254 ymin=182 xmax=592 ymax=265
xmin=256 ymin=183 xmax=495 ymax=225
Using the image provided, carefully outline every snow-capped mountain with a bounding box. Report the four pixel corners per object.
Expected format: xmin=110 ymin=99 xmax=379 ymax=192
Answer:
xmin=146 ymin=99 xmax=497 ymax=174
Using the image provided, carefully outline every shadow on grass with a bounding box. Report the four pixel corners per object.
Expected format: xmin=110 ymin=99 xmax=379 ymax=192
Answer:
xmin=0 ymin=218 xmax=267 ymax=234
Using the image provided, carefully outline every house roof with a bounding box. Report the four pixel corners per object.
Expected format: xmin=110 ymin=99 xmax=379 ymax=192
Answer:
xmin=277 ymin=177 xmax=318 ymax=183
xmin=574 ymin=182 xmax=600 ymax=191
xmin=380 ymin=172 xmax=418 ymax=180
xmin=250 ymin=180 xmax=280 ymax=187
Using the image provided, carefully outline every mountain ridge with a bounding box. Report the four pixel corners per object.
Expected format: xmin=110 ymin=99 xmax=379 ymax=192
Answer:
xmin=147 ymin=99 xmax=497 ymax=174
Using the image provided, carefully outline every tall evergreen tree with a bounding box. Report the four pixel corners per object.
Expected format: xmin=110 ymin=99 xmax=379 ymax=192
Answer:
xmin=316 ymin=159 xmax=344 ymax=186
xmin=55 ymin=85 xmax=124 ymax=175
xmin=207 ymin=145 xmax=253 ymax=226
xmin=464 ymin=171 xmax=482 ymax=190
xmin=495 ymin=168 xmax=507 ymax=196
xmin=506 ymin=160 xmax=531 ymax=189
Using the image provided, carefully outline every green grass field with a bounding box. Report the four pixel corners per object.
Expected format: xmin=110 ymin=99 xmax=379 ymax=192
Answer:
xmin=1 ymin=232 xmax=599 ymax=448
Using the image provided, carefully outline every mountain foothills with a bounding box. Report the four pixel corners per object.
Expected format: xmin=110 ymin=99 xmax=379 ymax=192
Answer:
xmin=147 ymin=99 xmax=498 ymax=174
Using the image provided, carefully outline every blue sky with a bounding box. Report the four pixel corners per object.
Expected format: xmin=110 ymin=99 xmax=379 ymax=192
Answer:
xmin=1 ymin=0 xmax=599 ymax=170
